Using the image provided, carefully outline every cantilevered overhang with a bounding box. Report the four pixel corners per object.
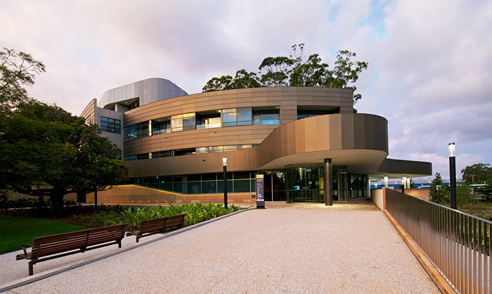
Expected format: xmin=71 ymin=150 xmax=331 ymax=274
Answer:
xmin=371 ymin=158 xmax=432 ymax=178
xmin=126 ymin=113 xmax=392 ymax=177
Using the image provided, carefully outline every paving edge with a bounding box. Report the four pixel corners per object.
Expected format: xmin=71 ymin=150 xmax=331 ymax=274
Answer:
xmin=0 ymin=208 xmax=251 ymax=293
xmin=383 ymin=209 xmax=455 ymax=294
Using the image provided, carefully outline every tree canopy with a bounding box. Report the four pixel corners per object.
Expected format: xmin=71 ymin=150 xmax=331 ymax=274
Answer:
xmin=0 ymin=48 xmax=129 ymax=214
xmin=429 ymin=172 xmax=449 ymax=204
xmin=461 ymin=163 xmax=490 ymax=185
xmin=202 ymin=44 xmax=368 ymax=104
xmin=0 ymin=47 xmax=45 ymax=115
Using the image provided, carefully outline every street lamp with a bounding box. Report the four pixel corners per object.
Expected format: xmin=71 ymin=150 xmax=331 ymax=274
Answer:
xmin=223 ymin=156 xmax=228 ymax=209
xmin=449 ymin=143 xmax=457 ymax=209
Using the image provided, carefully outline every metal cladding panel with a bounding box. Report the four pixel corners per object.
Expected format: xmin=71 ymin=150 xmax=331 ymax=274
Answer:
xmin=123 ymin=87 xmax=355 ymax=126
xmin=126 ymin=113 xmax=394 ymax=177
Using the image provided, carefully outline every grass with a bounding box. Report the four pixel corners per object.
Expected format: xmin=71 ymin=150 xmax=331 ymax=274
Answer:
xmin=0 ymin=216 xmax=88 ymax=255
xmin=461 ymin=201 xmax=492 ymax=220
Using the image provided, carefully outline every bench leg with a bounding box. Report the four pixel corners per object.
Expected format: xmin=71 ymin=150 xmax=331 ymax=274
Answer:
xmin=136 ymin=236 xmax=140 ymax=243
xmin=28 ymin=261 xmax=33 ymax=276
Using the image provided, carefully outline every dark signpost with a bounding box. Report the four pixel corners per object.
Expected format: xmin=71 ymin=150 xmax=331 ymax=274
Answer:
xmin=256 ymin=174 xmax=265 ymax=209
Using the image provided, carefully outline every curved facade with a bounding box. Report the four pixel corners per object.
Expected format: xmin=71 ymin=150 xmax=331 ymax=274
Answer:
xmin=82 ymin=79 xmax=432 ymax=203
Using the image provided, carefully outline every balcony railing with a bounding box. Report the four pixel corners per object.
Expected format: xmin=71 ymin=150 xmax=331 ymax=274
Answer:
xmin=385 ymin=189 xmax=491 ymax=293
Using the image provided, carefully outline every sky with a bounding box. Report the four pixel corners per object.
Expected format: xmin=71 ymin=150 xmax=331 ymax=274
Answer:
xmin=1 ymin=0 xmax=491 ymax=181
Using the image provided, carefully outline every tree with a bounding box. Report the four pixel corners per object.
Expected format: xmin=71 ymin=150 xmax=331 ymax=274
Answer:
xmin=0 ymin=48 xmax=129 ymax=214
xmin=0 ymin=100 xmax=129 ymax=215
xmin=202 ymin=44 xmax=368 ymax=104
xmin=0 ymin=47 xmax=45 ymax=115
xmin=461 ymin=163 xmax=490 ymax=185
xmin=429 ymin=172 xmax=449 ymax=204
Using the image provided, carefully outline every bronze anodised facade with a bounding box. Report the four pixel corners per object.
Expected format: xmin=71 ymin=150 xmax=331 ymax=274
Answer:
xmin=120 ymin=86 xmax=427 ymax=179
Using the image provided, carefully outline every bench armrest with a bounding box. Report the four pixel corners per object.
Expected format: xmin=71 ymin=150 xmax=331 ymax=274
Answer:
xmin=21 ymin=243 xmax=32 ymax=255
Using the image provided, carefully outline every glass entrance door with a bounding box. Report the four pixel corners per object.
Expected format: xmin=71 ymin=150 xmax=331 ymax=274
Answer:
xmin=286 ymin=167 xmax=323 ymax=202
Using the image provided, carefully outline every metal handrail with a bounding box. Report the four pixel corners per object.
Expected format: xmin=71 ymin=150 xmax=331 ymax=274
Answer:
xmin=385 ymin=188 xmax=491 ymax=293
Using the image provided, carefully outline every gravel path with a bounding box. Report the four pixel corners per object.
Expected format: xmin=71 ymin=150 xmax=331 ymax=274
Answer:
xmin=2 ymin=205 xmax=439 ymax=293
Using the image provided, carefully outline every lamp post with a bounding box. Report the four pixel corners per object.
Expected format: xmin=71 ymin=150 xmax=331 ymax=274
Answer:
xmin=449 ymin=143 xmax=457 ymax=209
xmin=223 ymin=156 xmax=228 ymax=209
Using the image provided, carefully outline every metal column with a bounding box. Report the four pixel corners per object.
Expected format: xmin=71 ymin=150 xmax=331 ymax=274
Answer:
xmin=324 ymin=158 xmax=333 ymax=206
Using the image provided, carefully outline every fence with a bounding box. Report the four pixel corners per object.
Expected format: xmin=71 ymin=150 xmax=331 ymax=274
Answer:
xmin=385 ymin=188 xmax=491 ymax=293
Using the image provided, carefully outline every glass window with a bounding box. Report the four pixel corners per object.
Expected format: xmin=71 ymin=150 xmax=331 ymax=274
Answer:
xmin=237 ymin=107 xmax=252 ymax=125
xmin=195 ymin=147 xmax=209 ymax=154
xmin=234 ymin=180 xmax=251 ymax=192
xmin=202 ymin=181 xmax=217 ymax=193
xmin=238 ymin=144 xmax=253 ymax=150
xmin=187 ymin=182 xmax=201 ymax=194
xmin=182 ymin=113 xmax=196 ymax=131
xmin=175 ymin=148 xmax=195 ymax=156
xmin=137 ymin=153 xmax=149 ymax=160
xmin=202 ymin=173 xmax=216 ymax=181
xmin=152 ymin=117 xmax=171 ymax=135
xmin=234 ymin=172 xmax=250 ymax=179
xmin=209 ymin=146 xmax=223 ymax=153
xmin=100 ymin=116 xmax=121 ymax=134
xmin=152 ymin=150 xmax=173 ymax=158
xmin=223 ymin=145 xmax=238 ymax=152
xmin=218 ymin=180 xmax=233 ymax=193
xmin=125 ymin=155 xmax=137 ymax=161
xmin=253 ymin=107 xmax=280 ymax=125
xmin=196 ymin=110 xmax=221 ymax=129
xmin=135 ymin=121 xmax=150 ymax=138
xmin=124 ymin=125 xmax=137 ymax=141
xmin=173 ymin=176 xmax=186 ymax=193
xmin=222 ymin=108 xmax=237 ymax=126
xmin=297 ymin=108 xmax=339 ymax=120
xmin=159 ymin=176 xmax=173 ymax=191
xmin=171 ymin=114 xmax=183 ymax=132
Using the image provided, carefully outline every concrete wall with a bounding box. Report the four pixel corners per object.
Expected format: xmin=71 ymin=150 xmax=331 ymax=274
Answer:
xmin=86 ymin=185 xmax=256 ymax=205
xmin=371 ymin=188 xmax=430 ymax=211
xmin=371 ymin=189 xmax=385 ymax=210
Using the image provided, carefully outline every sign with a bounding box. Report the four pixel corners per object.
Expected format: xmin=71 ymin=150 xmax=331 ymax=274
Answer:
xmin=256 ymin=174 xmax=265 ymax=209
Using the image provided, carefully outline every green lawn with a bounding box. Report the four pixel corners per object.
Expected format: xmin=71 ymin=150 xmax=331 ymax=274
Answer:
xmin=0 ymin=216 xmax=88 ymax=255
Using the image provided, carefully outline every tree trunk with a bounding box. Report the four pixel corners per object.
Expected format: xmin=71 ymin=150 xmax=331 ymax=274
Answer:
xmin=49 ymin=191 xmax=65 ymax=216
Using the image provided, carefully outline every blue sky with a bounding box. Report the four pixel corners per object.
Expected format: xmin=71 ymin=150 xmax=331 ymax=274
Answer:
xmin=1 ymin=0 xmax=491 ymax=181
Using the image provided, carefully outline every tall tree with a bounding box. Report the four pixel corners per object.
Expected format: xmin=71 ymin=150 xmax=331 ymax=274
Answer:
xmin=202 ymin=44 xmax=368 ymax=104
xmin=0 ymin=101 xmax=129 ymax=214
xmin=429 ymin=172 xmax=449 ymax=204
xmin=0 ymin=48 xmax=45 ymax=115
xmin=0 ymin=48 xmax=129 ymax=214
xmin=461 ymin=163 xmax=490 ymax=185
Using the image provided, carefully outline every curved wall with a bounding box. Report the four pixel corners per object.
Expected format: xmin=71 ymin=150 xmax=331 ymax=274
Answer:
xmin=123 ymin=87 xmax=354 ymax=156
xmin=125 ymin=113 xmax=389 ymax=177
xmin=99 ymin=78 xmax=188 ymax=110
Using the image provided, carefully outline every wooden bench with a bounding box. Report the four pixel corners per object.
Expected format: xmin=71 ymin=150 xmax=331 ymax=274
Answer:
xmin=126 ymin=214 xmax=186 ymax=243
xmin=16 ymin=223 xmax=128 ymax=276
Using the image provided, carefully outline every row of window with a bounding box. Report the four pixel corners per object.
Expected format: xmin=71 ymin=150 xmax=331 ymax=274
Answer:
xmin=100 ymin=116 xmax=121 ymax=134
xmin=101 ymin=108 xmax=337 ymax=138
xmin=126 ymin=172 xmax=258 ymax=194
xmin=125 ymin=144 xmax=255 ymax=161
xmin=124 ymin=107 xmax=280 ymax=141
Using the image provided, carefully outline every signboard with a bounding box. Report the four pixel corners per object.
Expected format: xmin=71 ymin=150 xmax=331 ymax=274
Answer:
xmin=256 ymin=174 xmax=265 ymax=209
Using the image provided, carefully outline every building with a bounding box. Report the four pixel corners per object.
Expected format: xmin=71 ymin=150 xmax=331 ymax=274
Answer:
xmin=81 ymin=78 xmax=431 ymax=204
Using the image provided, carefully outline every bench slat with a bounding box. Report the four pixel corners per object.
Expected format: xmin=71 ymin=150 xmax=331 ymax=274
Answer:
xmin=17 ymin=223 xmax=128 ymax=276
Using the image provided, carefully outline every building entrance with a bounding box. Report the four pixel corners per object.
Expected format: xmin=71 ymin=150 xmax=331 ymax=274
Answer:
xmin=262 ymin=166 xmax=367 ymax=203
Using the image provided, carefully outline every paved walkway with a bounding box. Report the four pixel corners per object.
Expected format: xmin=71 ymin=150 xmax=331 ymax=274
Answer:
xmin=1 ymin=202 xmax=439 ymax=293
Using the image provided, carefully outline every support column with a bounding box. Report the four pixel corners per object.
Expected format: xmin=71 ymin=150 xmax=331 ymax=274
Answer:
xmin=324 ymin=158 xmax=333 ymax=206
xmin=384 ymin=176 xmax=388 ymax=188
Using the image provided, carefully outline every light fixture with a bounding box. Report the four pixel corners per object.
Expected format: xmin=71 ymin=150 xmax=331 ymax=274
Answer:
xmin=223 ymin=156 xmax=227 ymax=167
xmin=448 ymin=142 xmax=455 ymax=157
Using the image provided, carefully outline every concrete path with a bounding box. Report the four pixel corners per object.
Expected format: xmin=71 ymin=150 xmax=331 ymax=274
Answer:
xmin=1 ymin=202 xmax=439 ymax=293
